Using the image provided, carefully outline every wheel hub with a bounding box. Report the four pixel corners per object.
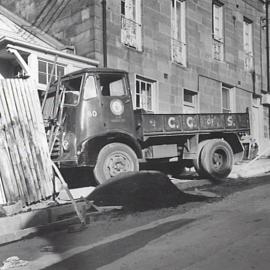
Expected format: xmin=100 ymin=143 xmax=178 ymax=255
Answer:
xmin=212 ymin=150 xmax=225 ymax=169
xmin=105 ymin=153 xmax=132 ymax=177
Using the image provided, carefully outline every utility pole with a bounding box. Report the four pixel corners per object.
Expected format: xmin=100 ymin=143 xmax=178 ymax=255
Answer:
xmin=266 ymin=0 xmax=270 ymax=92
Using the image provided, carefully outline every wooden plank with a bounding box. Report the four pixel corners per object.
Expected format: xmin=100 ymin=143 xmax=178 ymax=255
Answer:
xmin=11 ymin=79 xmax=42 ymax=200
xmin=18 ymin=79 xmax=50 ymax=199
xmin=0 ymin=175 xmax=6 ymax=205
xmin=24 ymin=78 xmax=53 ymax=199
xmin=23 ymin=79 xmax=53 ymax=197
xmin=2 ymin=79 xmax=33 ymax=203
xmin=0 ymin=80 xmax=26 ymax=203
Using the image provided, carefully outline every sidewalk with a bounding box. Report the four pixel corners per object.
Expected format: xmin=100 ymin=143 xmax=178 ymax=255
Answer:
xmin=229 ymin=157 xmax=270 ymax=179
xmin=0 ymin=157 xmax=269 ymax=246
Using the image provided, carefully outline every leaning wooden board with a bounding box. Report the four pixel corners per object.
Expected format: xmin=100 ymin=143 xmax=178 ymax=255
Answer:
xmin=0 ymin=78 xmax=54 ymax=206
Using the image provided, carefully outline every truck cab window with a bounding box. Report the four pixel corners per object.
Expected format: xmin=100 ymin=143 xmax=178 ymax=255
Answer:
xmin=83 ymin=75 xmax=97 ymax=99
xmin=99 ymin=74 xmax=126 ymax=96
xmin=63 ymin=76 xmax=82 ymax=106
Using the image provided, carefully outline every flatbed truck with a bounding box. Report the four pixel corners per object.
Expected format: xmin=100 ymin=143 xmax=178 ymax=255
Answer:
xmin=42 ymin=68 xmax=250 ymax=183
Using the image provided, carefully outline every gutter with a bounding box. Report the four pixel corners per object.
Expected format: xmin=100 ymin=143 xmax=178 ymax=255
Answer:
xmin=102 ymin=0 xmax=107 ymax=67
xmin=266 ymin=0 xmax=270 ymax=92
xmin=1 ymin=37 xmax=99 ymax=66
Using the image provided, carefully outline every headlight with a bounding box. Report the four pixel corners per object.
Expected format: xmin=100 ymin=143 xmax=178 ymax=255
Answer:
xmin=62 ymin=139 xmax=70 ymax=151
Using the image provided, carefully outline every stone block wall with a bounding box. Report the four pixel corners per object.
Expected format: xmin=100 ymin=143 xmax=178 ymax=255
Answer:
xmin=0 ymin=0 xmax=266 ymax=114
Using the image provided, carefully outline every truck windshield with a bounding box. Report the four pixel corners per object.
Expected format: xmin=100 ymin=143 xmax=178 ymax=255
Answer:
xmin=99 ymin=74 xmax=126 ymax=96
xmin=63 ymin=76 xmax=83 ymax=106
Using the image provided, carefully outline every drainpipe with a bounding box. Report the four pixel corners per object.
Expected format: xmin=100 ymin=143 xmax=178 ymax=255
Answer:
xmin=101 ymin=0 xmax=107 ymax=67
xmin=266 ymin=0 xmax=270 ymax=92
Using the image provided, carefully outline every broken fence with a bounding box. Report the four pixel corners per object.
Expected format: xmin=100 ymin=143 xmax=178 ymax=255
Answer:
xmin=0 ymin=78 xmax=53 ymax=205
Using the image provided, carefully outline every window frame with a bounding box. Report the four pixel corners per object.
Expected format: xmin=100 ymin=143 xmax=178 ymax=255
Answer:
xmin=62 ymin=75 xmax=84 ymax=107
xmin=135 ymin=75 xmax=157 ymax=112
xmin=212 ymin=1 xmax=224 ymax=61
xmin=38 ymin=59 xmax=65 ymax=86
xmin=183 ymin=89 xmax=197 ymax=113
xmin=171 ymin=0 xmax=187 ymax=66
xmin=243 ymin=17 xmax=254 ymax=71
xmin=121 ymin=0 xmax=142 ymax=51
xmin=221 ymin=84 xmax=235 ymax=113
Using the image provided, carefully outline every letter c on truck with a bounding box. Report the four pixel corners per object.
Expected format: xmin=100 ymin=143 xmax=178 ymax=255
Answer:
xmin=168 ymin=117 xmax=176 ymax=129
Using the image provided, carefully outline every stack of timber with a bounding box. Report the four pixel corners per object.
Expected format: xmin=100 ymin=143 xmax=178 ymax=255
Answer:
xmin=0 ymin=78 xmax=53 ymax=206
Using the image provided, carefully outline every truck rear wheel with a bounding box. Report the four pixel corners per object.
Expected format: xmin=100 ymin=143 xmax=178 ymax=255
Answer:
xmin=94 ymin=143 xmax=139 ymax=184
xmin=193 ymin=140 xmax=209 ymax=178
xmin=200 ymin=139 xmax=233 ymax=180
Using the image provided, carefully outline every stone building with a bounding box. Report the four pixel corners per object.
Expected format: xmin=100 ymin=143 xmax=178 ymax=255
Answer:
xmin=0 ymin=0 xmax=269 ymax=151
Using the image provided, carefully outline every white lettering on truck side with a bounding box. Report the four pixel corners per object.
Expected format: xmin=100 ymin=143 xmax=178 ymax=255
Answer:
xmin=168 ymin=117 xmax=176 ymax=129
xmin=186 ymin=116 xmax=194 ymax=128
xmin=227 ymin=115 xmax=234 ymax=127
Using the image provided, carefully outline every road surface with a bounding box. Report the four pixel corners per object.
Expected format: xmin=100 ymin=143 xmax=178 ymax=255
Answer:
xmin=0 ymin=178 xmax=270 ymax=269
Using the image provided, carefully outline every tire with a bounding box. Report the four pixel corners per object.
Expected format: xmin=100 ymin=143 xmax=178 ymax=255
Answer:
xmin=94 ymin=143 xmax=139 ymax=184
xmin=200 ymin=139 xmax=233 ymax=180
xmin=193 ymin=140 xmax=209 ymax=178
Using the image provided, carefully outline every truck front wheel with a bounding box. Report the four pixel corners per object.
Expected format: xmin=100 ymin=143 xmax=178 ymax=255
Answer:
xmin=94 ymin=143 xmax=139 ymax=184
xmin=200 ymin=139 xmax=233 ymax=180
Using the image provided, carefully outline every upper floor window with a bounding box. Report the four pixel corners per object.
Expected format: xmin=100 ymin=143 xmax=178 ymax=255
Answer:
xmin=212 ymin=1 xmax=224 ymax=61
xmin=135 ymin=75 xmax=156 ymax=112
xmin=121 ymin=0 xmax=142 ymax=51
xmin=243 ymin=17 xmax=254 ymax=71
xmin=171 ymin=0 xmax=186 ymax=66
xmin=38 ymin=59 xmax=65 ymax=85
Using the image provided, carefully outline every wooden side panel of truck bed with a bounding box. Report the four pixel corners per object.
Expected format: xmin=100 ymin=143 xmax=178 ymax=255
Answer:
xmin=135 ymin=112 xmax=250 ymax=138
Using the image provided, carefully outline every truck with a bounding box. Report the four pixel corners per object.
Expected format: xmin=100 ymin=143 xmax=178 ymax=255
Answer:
xmin=42 ymin=68 xmax=250 ymax=184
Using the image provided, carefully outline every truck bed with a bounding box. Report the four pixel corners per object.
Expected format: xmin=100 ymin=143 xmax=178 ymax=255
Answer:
xmin=135 ymin=111 xmax=250 ymax=139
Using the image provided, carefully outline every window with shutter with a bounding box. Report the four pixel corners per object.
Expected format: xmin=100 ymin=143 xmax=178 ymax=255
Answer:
xmin=243 ymin=18 xmax=253 ymax=71
xmin=121 ymin=0 xmax=142 ymax=51
xmin=171 ymin=0 xmax=186 ymax=66
xmin=212 ymin=1 xmax=224 ymax=61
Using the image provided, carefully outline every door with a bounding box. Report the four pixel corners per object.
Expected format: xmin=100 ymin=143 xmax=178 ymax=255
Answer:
xmin=97 ymin=72 xmax=136 ymax=136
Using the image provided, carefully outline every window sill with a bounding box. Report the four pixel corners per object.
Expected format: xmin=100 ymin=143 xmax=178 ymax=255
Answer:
xmin=171 ymin=60 xmax=188 ymax=70
xmin=121 ymin=42 xmax=143 ymax=53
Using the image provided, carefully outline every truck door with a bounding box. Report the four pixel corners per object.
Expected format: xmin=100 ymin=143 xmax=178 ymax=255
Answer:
xmin=97 ymin=73 xmax=136 ymax=135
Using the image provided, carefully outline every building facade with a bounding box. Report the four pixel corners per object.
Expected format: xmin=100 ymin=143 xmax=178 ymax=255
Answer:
xmin=0 ymin=0 xmax=269 ymax=151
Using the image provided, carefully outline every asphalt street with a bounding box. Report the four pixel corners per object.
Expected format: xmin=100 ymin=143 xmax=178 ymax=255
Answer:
xmin=0 ymin=175 xmax=269 ymax=270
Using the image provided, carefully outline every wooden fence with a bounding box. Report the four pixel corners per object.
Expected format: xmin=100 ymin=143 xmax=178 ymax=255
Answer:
xmin=0 ymin=78 xmax=53 ymax=205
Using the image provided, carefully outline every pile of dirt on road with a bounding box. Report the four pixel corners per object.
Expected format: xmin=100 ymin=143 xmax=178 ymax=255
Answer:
xmin=87 ymin=171 xmax=206 ymax=211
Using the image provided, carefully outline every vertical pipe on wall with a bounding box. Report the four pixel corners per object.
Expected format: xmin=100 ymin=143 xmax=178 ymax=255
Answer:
xmin=101 ymin=0 xmax=107 ymax=67
xmin=266 ymin=0 xmax=270 ymax=92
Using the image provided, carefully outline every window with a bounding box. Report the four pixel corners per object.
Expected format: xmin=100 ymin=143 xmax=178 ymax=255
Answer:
xmin=171 ymin=0 xmax=186 ymax=66
xmin=38 ymin=60 xmax=65 ymax=85
xmin=222 ymin=84 xmax=235 ymax=113
xmin=135 ymin=76 xmax=156 ymax=112
xmin=212 ymin=1 xmax=224 ymax=61
xmin=183 ymin=89 xmax=197 ymax=113
xmin=83 ymin=76 xmax=97 ymax=100
xmin=63 ymin=76 xmax=83 ymax=106
xmin=243 ymin=17 xmax=253 ymax=71
xmin=99 ymin=74 xmax=126 ymax=96
xmin=121 ymin=0 xmax=142 ymax=51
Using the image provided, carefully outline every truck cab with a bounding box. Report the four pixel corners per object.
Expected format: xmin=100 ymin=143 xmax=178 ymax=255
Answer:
xmin=43 ymin=68 xmax=142 ymax=183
